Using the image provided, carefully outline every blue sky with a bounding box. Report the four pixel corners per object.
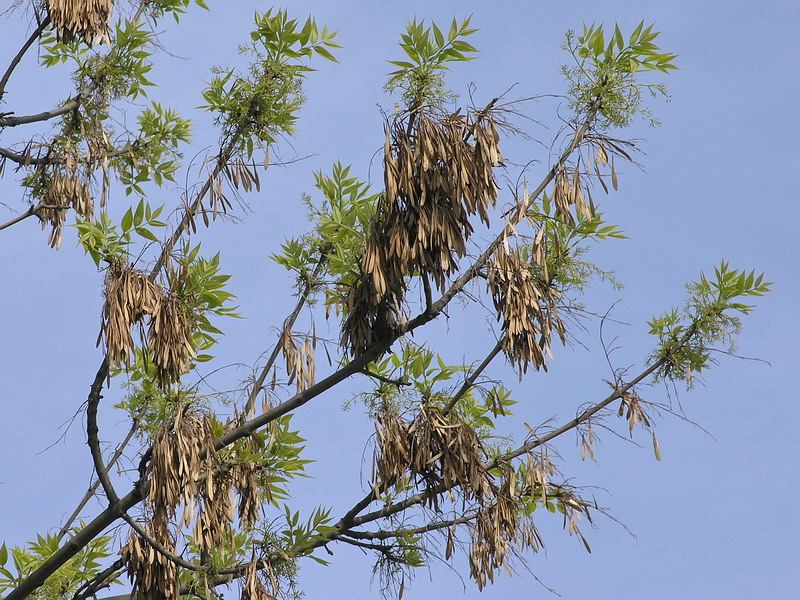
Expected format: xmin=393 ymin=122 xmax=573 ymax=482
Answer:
xmin=1 ymin=1 xmax=798 ymax=599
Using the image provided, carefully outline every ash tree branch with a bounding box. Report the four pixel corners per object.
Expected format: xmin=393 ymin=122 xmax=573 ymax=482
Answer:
xmin=120 ymin=515 xmax=207 ymax=572
xmin=0 ymin=206 xmax=36 ymax=232
xmin=441 ymin=339 xmax=503 ymax=417
xmin=239 ymin=251 xmax=330 ymax=421
xmin=0 ymin=85 xmax=97 ymax=128
xmin=296 ymin=324 xmax=700 ymax=557
xmin=70 ymin=557 xmax=125 ymax=600
xmin=0 ymin=16 xmax=51 ymax=101
xmin=87 ymin=357 xmax=119 ymax=504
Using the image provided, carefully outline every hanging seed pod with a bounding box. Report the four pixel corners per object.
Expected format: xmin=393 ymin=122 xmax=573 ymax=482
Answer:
xmin=47 ymin=0 xmax=114 ymax=46
xmin=342 ymin=108 xmax=504 ymax=357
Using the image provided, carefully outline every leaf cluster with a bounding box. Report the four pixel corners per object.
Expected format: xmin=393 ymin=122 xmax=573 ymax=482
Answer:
xmin=0 ymin=531 xmax=114 ymax=600
xmin=75 ymin=199 xmax=167 ymax=266
xmin=385 ymin=17 xmax=478 ymax=108
xmin=272 ymin=163 xmax=380 ymax=307
xmin=648 ymin=262 xmax=771 ymax=386
xmin=200 ymin=10 xmax=339 ymax=157
xmin=562 ymin=22 xmax=677 ymax=127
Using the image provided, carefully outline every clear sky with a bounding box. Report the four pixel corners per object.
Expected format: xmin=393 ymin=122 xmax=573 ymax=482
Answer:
xmin=1 ymin=1 xmax=798 ymax=599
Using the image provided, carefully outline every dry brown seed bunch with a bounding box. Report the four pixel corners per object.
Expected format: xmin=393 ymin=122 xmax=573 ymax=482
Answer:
xmin=194 ymin=468 xmax=235 ymax=555
xmin=280 ymin=327 xmax=316 ymax=394
xmin=468 ymin=471 xmax=518 ymax=590
xmin=373 ymin=407 xmax=412 ymax=493
xmin=47 ymin=0 xmax=113 ymax=45
xmin=102 ymin=265 xmax=160 ymax=367
xmin=232 ymin=461 xmax=262 ymax=529
xmin=123 ymin=520 xmax=178 ymax=600
xmin=487 ymin=243 xmax=566 ymax=376
xmin=149 ymin=410 xmax=218 ymax=526
xmin=552 ymin=162 xmax=593 ymax=226
xmin=374 ymin=406 xmax=493 ymax=506
xmin=409 ymin=406 xmax=493 ymax=506
xmin=37 ymin=161 xmax=93 ymax=249
xmin=342 ymin=108 xmax=503 ymax=357
xmin=148 ymin=292 xmax=195 ymax=388
xmin=242 ymin=556 xmax=277 ymax=600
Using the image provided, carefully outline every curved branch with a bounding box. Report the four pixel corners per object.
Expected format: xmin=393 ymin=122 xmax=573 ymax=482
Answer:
xmin=87 ymin=357 xmax=119 ymax=504
xmin=0 ymin=16 xmax=51 ymax=101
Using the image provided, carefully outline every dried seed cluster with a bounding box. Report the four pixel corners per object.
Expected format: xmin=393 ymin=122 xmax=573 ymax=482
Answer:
xmin=124 ymin=521 xmax=178 ymax=600
xmin=102 ymin=265 xmax=194 ymax=387
xmin=552 ymin=162 xmax=593 ymax=227
xmin=47 ymin=0 xmax=113 ymax=45
xmin=280 ymin=327 xmax=316 ymax=394
xmin=374 ymin=406 xmax=492 ymax=507
xmin=487 ymin=244 xmax=565 ymax=375
xmin=103 ymin=265 xmax=160 ymax=366
xmin=147 ymin=294 xmax=195 ymax=388
xmin=469 ymin=471 xmax=518 ymax=590
xmin=38 ymin=165 xmax=93 ymax=249
xmin=342 ymin=109 xmax=503 ymax=356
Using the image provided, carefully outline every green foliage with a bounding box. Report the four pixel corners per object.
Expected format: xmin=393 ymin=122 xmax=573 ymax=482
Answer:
xmin=562 ymin=22 xmax=677 ymax=127
xmin=113 ymin=348 xmax=198 ymax=438
xmin=76 ymin=20 xmax=155 ymax=102
xmin=170 ymin=246 xmax=240 ymax=356
xmin=146 ymin=0 xmax=210 ymax=23
xmin=353 ymin=342 xmax=516 ymax=436
xmin=39 ymin=33 xmax=87 ymax=68
xmin=385 ymin=17 xmax=478 ymax=108
xmin=200 ymin=10 xmax=339 ymax=157
xmin=75 ymin=199 xmax=167 ymax=266
xmin=115 ymin=103 xmax=192 ymax=196
xmin=648 ymin=262 xmax=771 ymax=386
xmin=271 ymin=163 xmax=379 ymax=306
xmin=525 ymin=192 xmax=626 ymax=294
xmin=0 ymin=529 xmax=115 ymax=600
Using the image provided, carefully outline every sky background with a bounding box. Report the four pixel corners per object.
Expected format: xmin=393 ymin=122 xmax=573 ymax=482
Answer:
xmin=1 ymin=1 xmax=798 ymax=599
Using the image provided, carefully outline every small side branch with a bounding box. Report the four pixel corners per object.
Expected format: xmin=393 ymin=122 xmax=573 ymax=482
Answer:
xmin=442 ymin=339 xmax=503 ymax=416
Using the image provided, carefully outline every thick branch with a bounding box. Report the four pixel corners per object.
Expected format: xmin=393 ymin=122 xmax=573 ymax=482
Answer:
xmin=0 ymin=16 xmax=51 ymax=101
xmin=87 ymin=357 xmax=119 ymax=503
xmin=4 ymin=489 xmax=142 ymax=600
xmin=0 ymin=206 xmax=36 ymax=231
xmin=0 ymin=86 xmax=94 ymax=128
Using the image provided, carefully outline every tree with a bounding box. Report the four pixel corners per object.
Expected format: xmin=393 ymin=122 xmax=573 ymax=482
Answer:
xmin=0 ymin=3 xmax=771 ymax=600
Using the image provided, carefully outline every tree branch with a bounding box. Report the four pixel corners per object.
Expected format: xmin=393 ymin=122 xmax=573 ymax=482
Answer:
xmin=0 ymin=205 xmax=35 ymax=231
xmin=0 ymin=85 xmax=95 ymax=128
xmin=239 ymin=252 xmax=329 ymax=421
xmin=0 ymin=16 xmax=50 ymax=101
xmin=441 ymin=339 xmax=503 ymax=417
xmin=70 ymin=557 xmax=125 ymax=600
xmin=86 ymin=357 xmax=119 ymax=504
xmin=58 ymin=418 xmax=140 ymax=541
